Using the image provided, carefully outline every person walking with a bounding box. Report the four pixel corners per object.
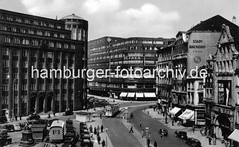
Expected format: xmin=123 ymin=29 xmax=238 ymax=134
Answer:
xmin=147 ymin=137 xmax=151 ymax=147
xmin=139 ymin=120 xmax=142 ymax=127
xmin=208 ymin=136 xmax=212 ymax=145
xmin=101 ymin=125 xmax=104 ymax=133
xmin=160 ymin=132 xmax=163 ymax=139
xmin=97 ymin=134 xmax=101 ymax=145
xmin=102 ymin=140 xmax=106 ymax=147
xmin=154 ymin=141 xmax=158 ymax=147
xmin=129 ymin=125 xmax=134 ymax=133
xmin=94 ymin=127 xmax=97 ymax=135
xmin=89 ymin=125 xmax=93 ymax=133
xmin=192 ymin=126 xmax=195 ymax=133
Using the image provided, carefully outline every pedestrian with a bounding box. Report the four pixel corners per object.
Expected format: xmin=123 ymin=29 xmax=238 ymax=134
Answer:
xmin=97 ymin=126 xmax=100 ymax=133
xmin=208 ymin=136 xmax=212 ymax=145
xmin=172 ymin=119 xmax=174 ymax=126
xmin=53 ymin=111 xmax=56 ymax=117
xmin=141 ymin=130 xmax=145 ymax=138
xmin=160 ymin=133 xmax=163 ymax=139
xmin=101 ymin=139 xmax=106 ymax=147
xmin=147 ymin=138 xmax=150 ymax=147
xmin=94 ymin=127 xmax=97 ymax=135
xmin=101 ymin=125 xmax=104 ymax=132
xmin=48 ymin=113 xmax=51 ymax=118
xmin=154 ymin=141 xmax=158 ymax=147
xmin=14 ymin=114 xmax=17 ymax=121
xmin=97 ymin=134 xmax=101 ymax=145
xmin=175 ymin=130 xmax=178 ymax=137
xmin=129 ymin=125 xmax=134 ymax=133
xmin=139 ymin=120 xmax=142 ymax=127
xmin=89 ymin=125 xmax=93 ymax=133
xmin=192 ymin=126 xmax=195 ymax=133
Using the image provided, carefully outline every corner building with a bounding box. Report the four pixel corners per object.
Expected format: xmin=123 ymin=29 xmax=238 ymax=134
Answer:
xmin=88 ymin=36 xmax=174 ymax=100
xmin=0 ymin=9 xmax=87 ymax=117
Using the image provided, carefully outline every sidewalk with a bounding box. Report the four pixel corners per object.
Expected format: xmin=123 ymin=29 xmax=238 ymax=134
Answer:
xmin=144 ymin=108 xmax=225 ymax=147
xmin=86 ymin=117 xmax=113 ymax=147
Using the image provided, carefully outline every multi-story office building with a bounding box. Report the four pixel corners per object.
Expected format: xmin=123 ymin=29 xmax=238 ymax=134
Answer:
xmin=88 ymin=36 xmax=174 ymax=100
xmin=61 ymin=14 xmax=88 ymax=108
xmin=0 ymin=9 xmax=87 ymax=118
xmin=156 ymin=43 xmax=174 ymax=113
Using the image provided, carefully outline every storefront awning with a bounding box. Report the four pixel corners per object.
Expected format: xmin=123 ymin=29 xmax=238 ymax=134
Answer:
xmin=178 ymin=109 xmax=194 ymax=120
xmin=144 ymin=93 xmax=156 ymax=98
xmin=127 ymin=92 xmax=135 ymax=98
xmin=228 ymin=129 xmax=239 ymax=143
xmin=120 ymin=92 xmax=127 ymax=97
xmin=169 ymin=107 xmax=181 ymax=115
xmin=136 ymin=93 xmax=144 ymax=98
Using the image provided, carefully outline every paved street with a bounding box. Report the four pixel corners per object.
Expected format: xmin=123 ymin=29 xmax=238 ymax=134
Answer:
xmin=103 ymin=118 xmax=143 ymax=147
xmin=126 ymin=106 xmax=187 ymax=147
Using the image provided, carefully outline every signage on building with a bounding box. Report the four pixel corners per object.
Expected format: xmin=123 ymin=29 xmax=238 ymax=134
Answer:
xmin=189 ymin=40 xmax=206 ymax=49
xmin=213 ymin=106 xmax=233 ymax=115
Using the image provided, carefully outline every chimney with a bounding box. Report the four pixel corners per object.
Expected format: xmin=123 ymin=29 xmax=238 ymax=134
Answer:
xmin=232 ymin=16 xmax=236 ymax=24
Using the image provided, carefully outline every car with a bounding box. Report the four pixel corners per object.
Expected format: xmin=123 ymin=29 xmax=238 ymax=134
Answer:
xmin=2 ymin=124 xmax=14 ymax=132
xmin=81 ymin=138 xmax=93 ymax=147
xmin=185 ymin=137 xmax=201 ymax=147
xmin=27 ymin=114 xmax=40 ymax=120
xmin=64 ymin=110 xmax=74 ymax=116
xmin=0 ymin=116 xmax=7 ymax=124
xmin=175 ymin=131 xmax=188 ymax=139
xmin=13 ymin=124 xmax=21 ymax=131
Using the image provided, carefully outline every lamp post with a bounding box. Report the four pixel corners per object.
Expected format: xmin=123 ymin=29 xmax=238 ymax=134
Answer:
xmin=13 ymin=79 xmax=17 ymax=121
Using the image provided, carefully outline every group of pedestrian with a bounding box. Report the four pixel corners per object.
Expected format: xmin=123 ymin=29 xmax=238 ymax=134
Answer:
xmin=89 ymin=124 xmax=106 ymax=147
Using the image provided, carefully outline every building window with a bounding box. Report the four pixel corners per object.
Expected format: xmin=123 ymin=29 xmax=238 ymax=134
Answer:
xmin=2 ymin=48 xmax=9 ymax=55
xmin=218 ymin=80 xmax=231 ymax=106
xmin=71 ymin=44 xmax=75 ymax=49
xmin=37 ymin=30 xmax=43 ymax=35
xmin=60 ymin=34 xmax=65 ymax=39
xmin=14 ymin=38 xmax=21 ymax=44
xmin=4 ymin=37 xmax=11 ymax=43
xmin=64 ymin=44 xmax=69 ymax=49
xmin=49 ymin=42 xmax=54 ymax=47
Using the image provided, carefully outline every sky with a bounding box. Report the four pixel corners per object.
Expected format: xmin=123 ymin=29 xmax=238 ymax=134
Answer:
xmin=0 ymin=0 xmax=239 ymax=40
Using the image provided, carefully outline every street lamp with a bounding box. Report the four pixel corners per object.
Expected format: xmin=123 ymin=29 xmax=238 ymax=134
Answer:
xmin=13 ymin=79 xmax=17 ymax=120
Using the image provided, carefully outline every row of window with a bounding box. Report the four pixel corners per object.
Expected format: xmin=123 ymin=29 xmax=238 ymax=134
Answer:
xmin=0 ymin=14 xmax=63 ymax=29
xmin=0 ymin=25 xmax=65 ymax=38
xmin=4 ymin=36 xmax=75 ymax=49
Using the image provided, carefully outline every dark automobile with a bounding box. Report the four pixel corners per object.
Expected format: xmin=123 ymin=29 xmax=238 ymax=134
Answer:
xmin=64 ymin=110 xmax=74 ymax=116
xmin=2 ymin=124 xmax=14 ymax=132
xmin=175 ymin=131 xmax=188 ymax=139
xmin=27 ymin=114 xmax=40 ymax=120
xmin=185 ymin=138 xmax=201 ymax=147
xmin=0 ymin=116 xmax=7 ymax=124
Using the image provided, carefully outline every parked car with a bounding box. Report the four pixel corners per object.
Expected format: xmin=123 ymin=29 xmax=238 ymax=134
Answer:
xmin=81 ymin=138 xmax=93 ymax=147
xmin=185 ymin=137 xmax=201 ymax=147
xmin=27 ymin=114 xmax=40 ymax=120
xmin=0 ymin=116 xmax=7 ymax=124
xmin=2 ymin=124 xmax=14 ymax=132
xmin=175 ymin=131 xmax=188 ymax=139
xmin=13 ymin=124 xmax=21 ymax=131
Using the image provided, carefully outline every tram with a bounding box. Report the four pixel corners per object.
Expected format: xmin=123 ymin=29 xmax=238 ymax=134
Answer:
xmin=105 ymin=104 xmax=120 ymax=117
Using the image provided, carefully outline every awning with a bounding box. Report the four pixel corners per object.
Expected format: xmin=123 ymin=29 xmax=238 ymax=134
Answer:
xmin=178 ymin=109 xmax=194 ymax=120
xmin=169 ymin=107 xmax=181 ymax=115
xmin=136 ymin=93 xmax=144 ymax=98
xmin=120 ymin=92 xmax=127 ymax=97
xmin=127 ymin=92 xmax=135 ymax=98
xmin=228 ymin=129 xmax=239 ymax=143
xmin=144 ymin=93 xmax=156 ymax=98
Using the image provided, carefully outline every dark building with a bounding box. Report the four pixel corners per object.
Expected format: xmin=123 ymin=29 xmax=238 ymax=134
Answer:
xmin=61 ymin=14 xmax=88 ymax=109
xmin=0 ymin=9 xmax=87 ymax=118
xmin=88 ymin=36 xmax=174 ymax=100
